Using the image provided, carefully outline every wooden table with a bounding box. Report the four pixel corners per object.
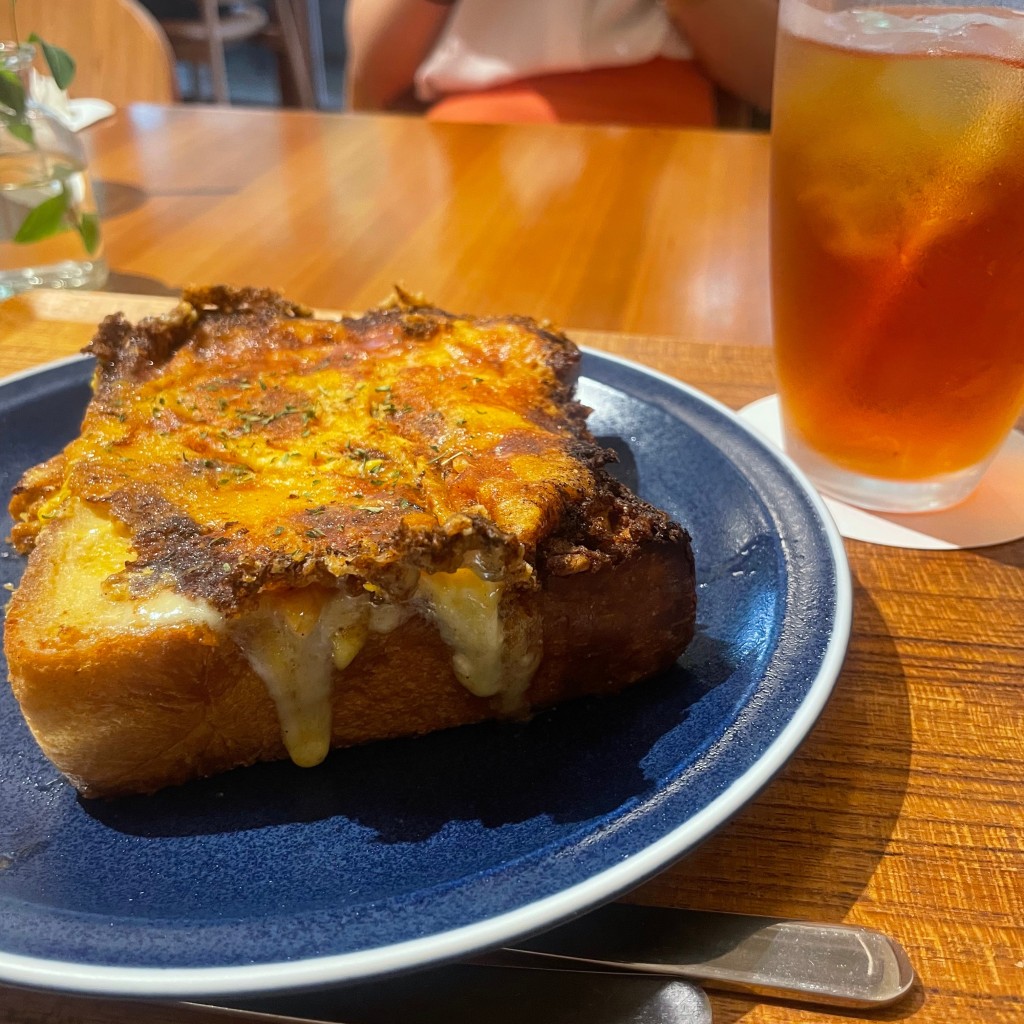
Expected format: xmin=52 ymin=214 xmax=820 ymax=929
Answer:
xmin=1 ymin=107 xmax=1021 ymax=1024
xmin=74 ymin=104 xmax=771 ymax=346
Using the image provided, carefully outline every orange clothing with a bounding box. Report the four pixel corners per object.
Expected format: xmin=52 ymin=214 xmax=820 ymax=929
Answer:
xmin=425 ymin=58 xmax=716 ymax=128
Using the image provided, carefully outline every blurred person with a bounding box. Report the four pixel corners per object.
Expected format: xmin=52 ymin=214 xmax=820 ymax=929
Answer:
xmin=345 ymin=0 xmax=778 ymax=128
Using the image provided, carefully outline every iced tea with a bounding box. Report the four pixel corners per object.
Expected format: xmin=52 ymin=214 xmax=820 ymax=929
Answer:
xmin=770 ymin=3 xmax=1024 ymax=510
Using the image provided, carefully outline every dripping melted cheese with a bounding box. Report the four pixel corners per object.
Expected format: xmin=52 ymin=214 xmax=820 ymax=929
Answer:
xmin=57 ymin=504 xmax=541 ymax=767
xmin=228 ymin=590 xmax=390 ymax=767
xmin=416 ymin=567 xmax=541 ymax=711
xmin=227 ymin=568 xmax=541 ymax=766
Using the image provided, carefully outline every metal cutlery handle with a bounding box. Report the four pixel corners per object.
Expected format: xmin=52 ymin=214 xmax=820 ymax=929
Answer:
xmin=488 ymin=904 xmax=916 ymax=1009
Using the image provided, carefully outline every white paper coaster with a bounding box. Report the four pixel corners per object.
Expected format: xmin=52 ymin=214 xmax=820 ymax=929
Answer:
xmin=739 ymin=395 xmax=1024 ymax=550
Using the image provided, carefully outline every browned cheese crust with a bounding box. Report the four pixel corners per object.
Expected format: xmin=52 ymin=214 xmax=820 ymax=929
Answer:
xmin=4 ymin=286 xmax=696 ymax=797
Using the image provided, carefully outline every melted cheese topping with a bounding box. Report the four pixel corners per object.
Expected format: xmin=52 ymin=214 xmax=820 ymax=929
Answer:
xmin=417 ymin=567 xmax=541 ymax=711
xmin=28 ymin=306 xmax=592 ymax=580
xmin=39 ymin=501 xmax=224 ymax=635
xmin=134 ymin=590 xmax=225 ymax=632
xmin=417 ymin=568 xmax=505 ymax=697
xmin=228 ymin=570 xmax=541 ymax=766
xmin=39 ymin=503 xmax=541 ymax=769
xmin=229 ymin=591 xmax=374 ymax=767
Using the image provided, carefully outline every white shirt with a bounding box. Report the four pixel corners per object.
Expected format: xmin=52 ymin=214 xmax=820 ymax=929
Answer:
xmin=415 ymin=0 xmax=692 ymax=101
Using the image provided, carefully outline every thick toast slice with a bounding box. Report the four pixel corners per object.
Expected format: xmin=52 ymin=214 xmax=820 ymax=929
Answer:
xmin=4 ymin=287 xmax=696 ymax=797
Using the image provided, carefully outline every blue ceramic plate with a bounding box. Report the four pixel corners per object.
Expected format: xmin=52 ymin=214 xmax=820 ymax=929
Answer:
xmin=0 ymin=351 xmax=850 ymax=998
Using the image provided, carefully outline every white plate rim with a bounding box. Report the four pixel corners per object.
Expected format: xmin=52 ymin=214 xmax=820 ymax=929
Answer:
xmin=0 ymin=348 xmax=852 ymax=997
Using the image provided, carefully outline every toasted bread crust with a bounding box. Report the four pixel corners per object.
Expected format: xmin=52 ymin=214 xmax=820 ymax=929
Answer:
xmin=5 ymin=288 xmax=696 ymax=797
xmin=7 ymin=530 xmax=693 ymax=798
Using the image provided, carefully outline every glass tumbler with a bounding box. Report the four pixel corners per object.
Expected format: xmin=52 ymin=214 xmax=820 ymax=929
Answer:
xmin=770 ymin=0 xmax=1024 ymax=512
xmin=0 ymin=42 xmax=108 ymax=299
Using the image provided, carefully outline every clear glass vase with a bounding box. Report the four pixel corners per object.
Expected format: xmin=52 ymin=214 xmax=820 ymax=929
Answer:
xmin=0 ymin=42 xmax=108 ymax=299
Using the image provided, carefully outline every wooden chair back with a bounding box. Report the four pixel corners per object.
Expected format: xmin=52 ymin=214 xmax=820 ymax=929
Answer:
xmin=0 ymin=0 xmax=178 ymax=105
xmin=157 ymin=1 xmax=315 ymax=108
xmin=158 ymin=0 xmax=268 ymax=104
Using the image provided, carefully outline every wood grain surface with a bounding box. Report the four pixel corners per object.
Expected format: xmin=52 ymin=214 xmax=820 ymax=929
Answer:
xmin=1 ymin=290 xmax=1021 ymax=1024
xmin=73 ymin=105 xmax=771 ymax=345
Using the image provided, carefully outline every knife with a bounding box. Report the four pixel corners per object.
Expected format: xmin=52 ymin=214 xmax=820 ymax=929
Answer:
xmin=0 ymin=907 xmax=913 ymax=1022
xmin=483 ymin=903 xmax=916 ymax=1008
xmin=1 ymin=970 xmax=713 ymax=1024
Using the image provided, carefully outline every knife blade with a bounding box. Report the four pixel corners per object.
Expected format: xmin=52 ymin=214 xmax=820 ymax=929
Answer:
xmin=220 ymin=966 xmax=712 ymax=1024
xmin=1 ymin=968 xmax=712 ymax=1024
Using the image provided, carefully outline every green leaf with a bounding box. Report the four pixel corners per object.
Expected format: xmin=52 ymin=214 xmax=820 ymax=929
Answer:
xmin=13 ymin=189 xmax=71 ymax=245
xmin=28 ymin=34 xmax=76 ymax=91
xmin=0 ymin=67 xmax=27 ymax=117
xmin=76 ymin=211 xmax=101 ymax=255
xmin=6 ymin=120 xmax=33 ymax=145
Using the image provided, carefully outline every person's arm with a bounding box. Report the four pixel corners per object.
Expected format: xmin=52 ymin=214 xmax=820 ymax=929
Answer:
xmin=664 ymin=0 xmax=779 ymax=111
xmin=345 ymin=0 xmax=454 ymax=111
